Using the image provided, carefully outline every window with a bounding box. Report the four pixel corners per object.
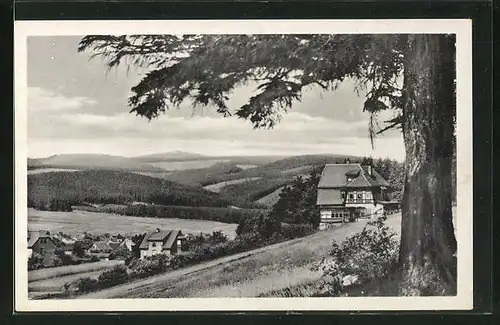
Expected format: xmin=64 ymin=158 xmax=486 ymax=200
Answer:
xmin=39 ymin=238 xmax=46 ymax=244
xmin=152 ymin=242 xmax=157 ymax=248
xmin=341 ymin=191 xmax=346 ymax=199
xmin=348 ymin=193 xmax=354 ymax=200
xmin=39 ymin=247 xmax=44 ymax=255
xmin=357 ymin=193 xmax=363 ymax=200
xmin=320 ymin=210 xmax=332 ymax=219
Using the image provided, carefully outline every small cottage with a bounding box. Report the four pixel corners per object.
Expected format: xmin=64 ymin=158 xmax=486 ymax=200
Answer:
xmin=28 ymin=230 xmax=57 ymax=267
xmin=139 ymin=228 xmax=185 ymax=259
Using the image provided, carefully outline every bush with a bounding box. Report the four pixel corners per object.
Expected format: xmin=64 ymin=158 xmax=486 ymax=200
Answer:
xmin=280 ymin=223 xmax=315 ymax=240
xmin=313 ymin=216 xmax=399 ymax=296
xmin=97 ymin=265 xmax=129 ymax=289
xmin=75 ymin=277 xmax=99 ymax=293
xmin=236 ymin=210 xmax=281 ymax=238
xmin=28 ymin=253 xmax=44 ymax=270
xmin=90 ymin=255 xmax=100 ymax=262
xmin=128 ymin=254 xmax=172 ymax=279
xmin=109 ymin=246 xmax=132 ymax=261
xmin=209 ymin=230 xmax=228 ymax=244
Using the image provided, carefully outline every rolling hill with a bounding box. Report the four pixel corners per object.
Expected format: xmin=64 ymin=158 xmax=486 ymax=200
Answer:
xmin=28 ymin=154 xmax=164 ymax=172
xmin=27 ymin=170 xmax=230 ymax=210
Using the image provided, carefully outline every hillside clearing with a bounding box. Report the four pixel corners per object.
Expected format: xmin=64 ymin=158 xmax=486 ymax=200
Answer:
xmin=255 ymin=186 xmax=284 ymax=207
xmin=203 ymin=177 xmax=263 ymax=193
xmin=148 ymin=159 xmax=230 ymax=171
xmin=28 ymin=209 xmax=238 ymax=239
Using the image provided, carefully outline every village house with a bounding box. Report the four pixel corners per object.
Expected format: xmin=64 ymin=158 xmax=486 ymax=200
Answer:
xmin=118 ymin=238 xmax=134 ymax=251
xmin=316 ymin=159 xmax=392 ymax=230
xmin=139 ymin=228 xmax=185 ymax=259
xmin=27 ymin=230 xmax=57 ymax=267
xmin=88 ymin=241 xmax=113 ymax=257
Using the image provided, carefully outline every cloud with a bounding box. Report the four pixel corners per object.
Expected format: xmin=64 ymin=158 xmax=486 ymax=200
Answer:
xmin=28 ymin=86 xmax=97 ymax=113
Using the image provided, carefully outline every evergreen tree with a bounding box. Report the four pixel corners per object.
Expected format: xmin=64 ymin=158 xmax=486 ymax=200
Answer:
xmin=79 ymin=34 xmax=457 ymax=295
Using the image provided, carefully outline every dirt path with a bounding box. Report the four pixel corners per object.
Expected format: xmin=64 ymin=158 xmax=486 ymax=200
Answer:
xmin=77 ymin=214 xmax=401 ymax=299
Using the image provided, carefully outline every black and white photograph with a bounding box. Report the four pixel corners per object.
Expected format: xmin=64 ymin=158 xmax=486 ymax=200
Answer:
xmin=14 ymin=20 xmax=473 ymax=311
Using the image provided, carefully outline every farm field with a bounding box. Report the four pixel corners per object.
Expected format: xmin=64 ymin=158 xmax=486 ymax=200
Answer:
xmin=28 ymin=259 xmax=125 ymax=282
xmin=77 ymin=213 xmax=403 ymax=299
xmin=147 ymin=159 xmax=231 ymax=171
xmin=27 ymin=168 xmax=81 ymax=175
xmin=255 ymin=186 xmax=284 ymax=207
xmin=203 ymin=177 xmax=263 ymax=193
xmin=29 ymin=270 xmax=103 ymax=292
xmin=28 ymin=208 xmax=238 ymax=239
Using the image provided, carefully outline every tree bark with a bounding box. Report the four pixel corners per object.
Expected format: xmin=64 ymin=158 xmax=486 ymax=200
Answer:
xmin=399 ymin=34 xmax=457 ymax=296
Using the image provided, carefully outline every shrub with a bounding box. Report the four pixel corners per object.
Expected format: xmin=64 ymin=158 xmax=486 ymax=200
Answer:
xmin=236 ymin=210 xmax=281 ymax=238
xmin=280 ymin=223 xmax=315 ymax=240
xmin=97 ymin=265 xmax=129 ymax=289
xmin=90 ymin=255 xmax=100 ymax=262
xmin=313 ymin=216 xmax=399 ymax=296
xmin=109 ymin=246 xmax=132 ymax=261
xmin=28 ymin=253 xmax=44 ymax=270
xmin=129 ymin=254 xmax=172 ymax=279
xmin=75 ymin=277 xmax=98 ymax=293
xmin=209 ymin=230 xmax=228 ymax=244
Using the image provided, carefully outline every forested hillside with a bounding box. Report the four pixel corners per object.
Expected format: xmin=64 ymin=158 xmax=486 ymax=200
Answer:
xmin=28 ymin=170 xmax=230 ymax=211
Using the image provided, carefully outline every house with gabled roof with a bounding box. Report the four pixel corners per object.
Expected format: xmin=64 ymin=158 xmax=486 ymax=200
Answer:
xmin=28 ymin=230 xmax=57 ymax=266
xmin=139 ymin=228 xmax=185 ymax=259
xmin=316 ymin=159 xmax=391 ymax=230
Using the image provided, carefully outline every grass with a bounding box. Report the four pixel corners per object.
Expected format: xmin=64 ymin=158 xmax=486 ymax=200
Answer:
xmin=29 ymin=270 xmax=103 ymax=292
xmin=28 ymin=260 xmax=124 ymax=282
xmin=28 ymin=208 xmax=238 ymax=239
xmin=76 ymin=216 xmax=384 ymax=299
xmin=203 ymin=177 xmax=263 ymax=193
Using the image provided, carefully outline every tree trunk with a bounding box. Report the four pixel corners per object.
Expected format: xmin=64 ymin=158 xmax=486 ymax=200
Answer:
xmin=399 ymin=34 xmax=457 ymax=296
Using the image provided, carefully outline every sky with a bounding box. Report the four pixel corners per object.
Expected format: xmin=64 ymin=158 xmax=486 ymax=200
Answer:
xmin=27 ymin=36 xmax=405 ymax=160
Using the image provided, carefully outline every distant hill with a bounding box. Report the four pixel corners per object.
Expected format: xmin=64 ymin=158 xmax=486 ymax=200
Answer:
xmin=200 ymin=154 xmax=361 ymax=186
xmin=27 ymin=170 xmax=230 ymax=210
xmin=28 ymin=154 xmax=164 ymax=172
xmin=132 ymin=151 xmax=206 ymax=162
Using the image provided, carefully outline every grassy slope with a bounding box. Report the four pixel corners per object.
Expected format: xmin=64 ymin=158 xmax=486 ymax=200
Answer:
xmin=28 ymin=260 xmax=125 ymax=283
xmin=76 ymin=214 xmax=401 ymax=299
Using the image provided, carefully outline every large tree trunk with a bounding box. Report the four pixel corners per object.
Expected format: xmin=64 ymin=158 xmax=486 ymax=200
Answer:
xmin=399 ymin=34 xmax=457 ymax=296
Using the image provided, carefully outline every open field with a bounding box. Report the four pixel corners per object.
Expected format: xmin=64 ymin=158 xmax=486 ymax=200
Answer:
xmin=27 ymin=168 xmax=81 ymax=175
xmin=28 ymin=208 xmax=238 ymax=239
xmin=28 ymin=260 xmax=124 ymax=283
xmin=148 ymin=159 xmax=231 ymax=171
xmin=76 ymin=214 xmax=402 ymax=299
xmin=255 ymin=186 xmax=284 ymax=207
xmin=29 ymin=270 xmax=103 ymax=292
xmin=203 ymin=177 xmax=263 ymax=193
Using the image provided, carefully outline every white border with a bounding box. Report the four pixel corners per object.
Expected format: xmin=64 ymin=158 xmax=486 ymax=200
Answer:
xmin=14 ymin=19 xmax=473 ymax=312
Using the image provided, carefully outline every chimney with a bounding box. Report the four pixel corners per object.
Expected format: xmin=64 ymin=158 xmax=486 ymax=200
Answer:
xmin=368 ymin=165 xmax=372 ymax=176
xmin=155 ymin=228 xmax=160 ymax=233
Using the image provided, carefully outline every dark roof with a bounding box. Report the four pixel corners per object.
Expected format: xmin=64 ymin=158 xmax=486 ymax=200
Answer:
xmin=108 ymin=241 xmax=121 ymax=250
xmin=318 ymin=164 xmax=389 ymax=189
xmin=316 ymin=189 xmax=343 ymax=206
xmin=139 ymin=229 xmax=182 ymax=250
xmin=91 ymin=241 xmax=112 ymax=252
xmin=27 ymin=230 xmax=53 ymax=248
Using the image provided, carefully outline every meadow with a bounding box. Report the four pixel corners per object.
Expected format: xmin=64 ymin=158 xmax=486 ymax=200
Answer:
xmin=28 ymin=259 xmax=125 ymax=282
xmin=28 ymin=208 xmax=238 ymax=239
